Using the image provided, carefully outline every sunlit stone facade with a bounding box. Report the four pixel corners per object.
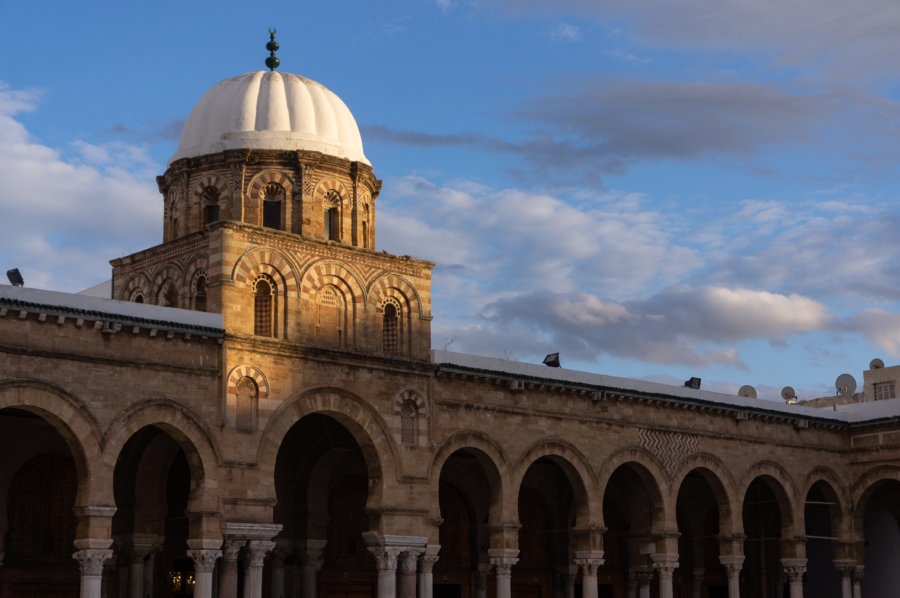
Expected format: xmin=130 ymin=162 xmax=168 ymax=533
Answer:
xmin=0 ymin=65 xmax=899 ymax=598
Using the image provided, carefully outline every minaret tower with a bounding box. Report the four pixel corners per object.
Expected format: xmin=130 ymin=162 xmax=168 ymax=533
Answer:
xmin=111 ymin=32 xmax=433 ymax=359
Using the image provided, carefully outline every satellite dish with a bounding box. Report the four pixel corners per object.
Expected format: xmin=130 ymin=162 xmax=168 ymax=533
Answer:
xmin=870 ymin=358 xmax=885 ymax=370
xmin=738 ymin=385 xmax=758 ymax=399
xmin=835 ymin=374 xmax=857 ymax=397
xmin=781 ymin=386 xmax=797 ymax=404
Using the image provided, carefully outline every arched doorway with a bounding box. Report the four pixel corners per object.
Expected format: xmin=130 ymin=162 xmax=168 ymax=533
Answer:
xmin=274 ymin=413 xmax=374 ymax=597
xmin=741 ymin=477 xmax=790 ymax=598
xmin=676 ymin=470 xmax=727 ymax=597
xmin=112 ymin=426 xmax=200 ymax=598
xmin=0 ymin=408 xmax=81 ymax=598
xmin=859 ymin=479 xmax=900 ymax=595
xmin=804 ymin=481 xmax=841 ymax=598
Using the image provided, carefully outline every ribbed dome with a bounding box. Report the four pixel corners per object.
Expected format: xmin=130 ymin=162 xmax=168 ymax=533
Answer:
xmin=170 ymin=71 xmax=369 ymax=165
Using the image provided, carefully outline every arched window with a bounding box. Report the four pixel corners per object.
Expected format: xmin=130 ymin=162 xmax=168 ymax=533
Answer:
xmin=162 ymin=283 xmax=179 ymax=308
xmin=234 ymin=376 xmax=258 ymax=432
xmin=254 ymin=277 xmax=275 ymax=337
xmin=263 ymin=183 xmax=284 ymax=230
xmin=316 ymin=285 xmax=343 ymax=346
xmin=324 ymin=191 xmax=341 ymax=241
xmin=194 ymin=275 xmax=207 ymax=312
xmin=383 ymin=301 xmax=399 ymax=354
xmin=400 ymin=399 xmax=417 ymax=446
xmin=202 ymin=186 xmax=220 ymax=225
xmin=362 ymin=204 xmax=369 ymax=248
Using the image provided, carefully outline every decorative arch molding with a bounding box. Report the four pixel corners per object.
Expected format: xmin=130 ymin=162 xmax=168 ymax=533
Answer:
xmin=103 ymin=398 xmax=221 ymax=512
xmin=231 ymin=247 xmax=298 ymax=294
xmin=313 ymin=178 xmax=350 ymax=207
xmin=184 ymin=255 xmax=210 ymax=290
xmin=248 ymin=169 xmax=295 ymax=200
xmin=391 ymin=388 xmax=428 ymax=417
xmin=739 ymin=459 xmax=800 ymax=533
xmin=191 ymin=173 xmax=228 ymax=203
xmin=256 ymin=387 xmax=399 ymax=512
xmin=226 ymin=365 xmax=270 ymax=401
xmin=850 ymin=464 xmax=900 ymax=534
xmin=300 ymin=260 xmax=365 ymax=305
xmin=801 ymin=467 xmax=851 ymax=539
xmin=429 ymin=429 xmax=514 ymax=524
xmin=512 ymin=437 xmax=598 ymax=527
xmin=670 ymin=453 xmax=740 ymax=535
xmin=150 ymin=263 xmax=185 ymax=306
xmin=120 ymin=272 xmax=152 ymax=302
xmin=596 ymin=446 xmax=671 ymax=531
xmin=367 ymin=273 xmax=424 ymax=318
xmin=0 ymin=379 xmax=103 ymax=506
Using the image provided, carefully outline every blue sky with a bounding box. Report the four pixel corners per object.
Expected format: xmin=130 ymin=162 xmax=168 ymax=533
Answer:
xmin=2 ymin=0 xmax=900 ymax=400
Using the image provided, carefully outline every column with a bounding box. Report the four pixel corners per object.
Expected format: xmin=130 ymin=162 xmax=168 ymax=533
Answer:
xmin=300 ymin=540 xmax=326 ymax=598
xmin=488 ymin=549 xmax=518 ymax=598
xmin=635 ymin=569 xmax=654 ymax=598
xmin=719 ymin=555 xmax=743 ymax=598
xmin=0 ymin=551 xmax=4 ymax=568
xmin=269 ymin=546 xmax=289 ymax=598
xmin=474 ymin=565 xmax=489 ymax=598
xmin=574 ymin=551 xmax=604 ymax=598
xmin=833 ymin=560 xmax=855 ymax=598
xmin=189 ymin=547 xmax=222 ymax=598
xmin=368 ymin=545 xmax=402 ymax=598
xmin=691 ymin=568 xmax=704 ymax=598
xmin=781 ymin=558 xmax=806 ymax=598
xmin=417 ymin=546 xmax=440 ymax=598
xmin=243 ymin=540 xmax=275 ymax=598
xmin=852 ymin=566 xmax=863 ymax=598
xmin=398 ymin=549 xmax=423 ymax=598
xmin=73 ymin=540 xmax=114 ymax=598
xmin=127 ymin=546 xmax=153 ymax=598
xmin=143 ymin=550 xmax=157 ymax=598
xmin=651 ymin=554 xmax=678 ymax=598
xmin=562 ymin=564 xmax=578 ymax=598
xmin=218 ymin=539 xmax=243 ymax=598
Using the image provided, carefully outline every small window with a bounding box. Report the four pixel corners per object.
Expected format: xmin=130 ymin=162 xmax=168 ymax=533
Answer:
xmin=205 ymin=205 xmax=220 ymax=224
xmin=163 ymin=284 xmax=178 ymax=308
xmin=235 ymin=377 xmax=258 ymax=432
xmin=874 ymin=381 xmax=895 ymax=400
xmin=194 ymin=276 xmax=207 ymax=312
xmin=263 ymin=184 xmax=284 ymax=230
xmin=202 ymin=187 xmax=220 ymax=225
xmin=362 ymin=221 xmax=368 ymax=248
xmin=254 ymin=278 xmax=274 ymax=337
xmin=325 ymin=207 xmax=339 ymax=240
xmin=400 ymin=399 xmax=417 ymax=446
xmin=383 ymin=302 xmax=399 ymax=354
xmin=134 ymin=295 xmax=144 ymax=304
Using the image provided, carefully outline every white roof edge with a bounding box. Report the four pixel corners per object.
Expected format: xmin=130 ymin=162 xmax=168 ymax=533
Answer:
xmin=431 ymin=350 xmax=900 ymax=424
xmin=0 ymin=284 xmax=223 ymax=330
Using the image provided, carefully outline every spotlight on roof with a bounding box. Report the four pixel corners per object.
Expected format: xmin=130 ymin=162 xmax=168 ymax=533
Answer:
xmin=543 ymin=353 xmax=560 ymax=368
xmin=6 ymin=268 xmax=23 ymax=287
xmin=684 ymin=377 xmax=701 ymax=390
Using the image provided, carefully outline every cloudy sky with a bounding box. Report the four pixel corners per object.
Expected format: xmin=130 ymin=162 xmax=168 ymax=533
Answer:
xmin=2 ymin=0 xmax=899 ymax=400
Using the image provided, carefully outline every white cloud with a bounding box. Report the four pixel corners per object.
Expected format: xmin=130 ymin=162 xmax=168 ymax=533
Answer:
xmin=547 ymin=23 xmax=583 ymax=42
xmin=0 ymin=83 xmax=160 ymax=292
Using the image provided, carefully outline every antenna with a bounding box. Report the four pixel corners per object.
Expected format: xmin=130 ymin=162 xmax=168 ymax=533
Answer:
xmin=870 ymin=358 xmax=885 ymax=370
xmin=738 ymin=385 xmax=757 ymax=399
xmin=835 ymin=374 xmax=857 ymax=397
xmin=781 ymin=386 xmax=797 ymax=404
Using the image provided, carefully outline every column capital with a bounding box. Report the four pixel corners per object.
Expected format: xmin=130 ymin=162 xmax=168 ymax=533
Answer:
xmin=651 ymin=553 xmax=679 ymax=580
xmin=574 ymin=550 xmax=605 ymax=576
xmin=222 ymin=538 xmax=244 ymax=561
xmin=399 ymin=548 xmax=424 ymax=574
xmin=368 ymin=545 xmax=404 ymax=572
xmin=718 ymin=554 xmax=744 ymax=579
xmin=418 ymin=554 xmax=440 ymax=574
xmin=781 ymin=558 xmax=807 ymax=582
xmin=488 ymin=549 xmax=519 ymax=576
xmin=73 ymin=548 xmax=114 ymax=577
xmin=633 ymin=567 xmax=655 ymax=586
xmin=188 ymin=549 xmax=222 ymax=574
xmin=833 ymin=559 xmax=856 ymax=576
xmin=853 ymin=565 xmax=865 ymax=581
xmin=246 ymin=540 xmax=276 ymax=567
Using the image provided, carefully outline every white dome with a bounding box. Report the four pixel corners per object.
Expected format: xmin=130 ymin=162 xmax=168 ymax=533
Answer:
xmin=171 ymin=71 xmax=369 ymax=165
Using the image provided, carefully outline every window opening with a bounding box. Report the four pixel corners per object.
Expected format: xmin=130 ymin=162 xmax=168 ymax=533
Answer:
xmin=163 ymin=284 xmax=179 ymax=308
xmin=263 ymin=184 xmax=284 ymax=229
xmin=383 ymin=302 xmax=399 ymax=354
xmin=254 ymin=278 xmax=274 ymax=337
xmin=195 ymin=276 xmax=207 ymax=312
xmin=874 ymin=381 xmax=895 ymax=400
xmin=400 ymin=399 xmax=417 ymax=446
xmin=202 ymin=187 xmax=220 ymax=224
xmin=235 ymin=377 xmax=258 ymax=432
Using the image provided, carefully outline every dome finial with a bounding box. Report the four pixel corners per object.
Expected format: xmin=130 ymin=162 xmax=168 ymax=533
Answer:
xmin=265 ymin=28 xmax=280 ymax=71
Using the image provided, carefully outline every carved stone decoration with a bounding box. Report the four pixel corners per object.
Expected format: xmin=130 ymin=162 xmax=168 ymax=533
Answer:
xmin=490 ymin=556 xmax=518 ymax=577
xmin=246 ymin=540 xmax=276 ymax=567
xmin=223 ymin=539 xmax=244 ymax=561
xmin=419 ymin=554 xmax=439 ymax=574
xmin=638 ymin=428 xmax=700 ymax=475
xmin=368 ymin=545 xmax=403 ymax=572
xmin=189 ymin=549 xmax=222 ymax=573
xmin=719 ymin=555 xmax=743 ymax=580
xmin=576 ymin=558 xmax=604 ymax=577
xmin=73 ymin=548 xmax=114 ymax=577
xmin=781 ymin=558 xmax=807 ymax=583
xmin=398 ymin=550 xmax=421 ymax=575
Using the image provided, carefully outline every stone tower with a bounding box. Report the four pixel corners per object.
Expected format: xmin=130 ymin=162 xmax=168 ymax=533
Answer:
xmin=110 ymin=65 xmax=433 ymax=359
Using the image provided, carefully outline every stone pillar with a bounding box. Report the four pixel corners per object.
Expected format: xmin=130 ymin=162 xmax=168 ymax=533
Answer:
xmin=269 ymin=546 xmax=289 ymax=598
xmin=143 ymin=550 xmax=157 ymax=598
xmin=651 ymin=554 xmax=678 ymax=598
xmin=474 ymin=564 xmax=489 ymax=598
xmin=833 ymin=560 xmax=855 ymax=598
xmin=398 ymin=549 xmax=423 ymax=598
xmin=574 ymin=551 xmax=604 ymax=598
xmin=781 ymin=558 xmax=806 ymax=598
xmin=691 ymin=568 xmax=704 ymax=598
xmin=625 ymin=570 xmax=638 ymax=598
xmin=719 ymin=555 xmax=743 ymax=598
xmin=189 ymin=547 xmax=222 ymax=598
xmin=300 ymin=540 xmax=326 ymax=598
xmin=243 ymin=540 xmax=275 ymax=598
xmin=563 ymin=564 xmax=578 ymax=598
xmin=368 ymin=545 xmax=402 ymax=598
xmin=852 ymin=566 xmax=863 ymax=598
xmin=73 ymin=540 xmax=114 ymax=598
xmin=635 ymin=569 xmax=654 ymax=598
xmin=218 ymin=539 xmax=243 ymax=598
xmin=488 ymin=549 xmax=519 ymax=598
xmin=127 ymin=547 xmax=152 ymax=598
xmin=417 ymin=546 xmax=440 ymax=598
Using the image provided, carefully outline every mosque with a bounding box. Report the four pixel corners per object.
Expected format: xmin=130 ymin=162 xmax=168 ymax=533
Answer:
xmin=1 ymin=33 xmax=899 ymax=598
